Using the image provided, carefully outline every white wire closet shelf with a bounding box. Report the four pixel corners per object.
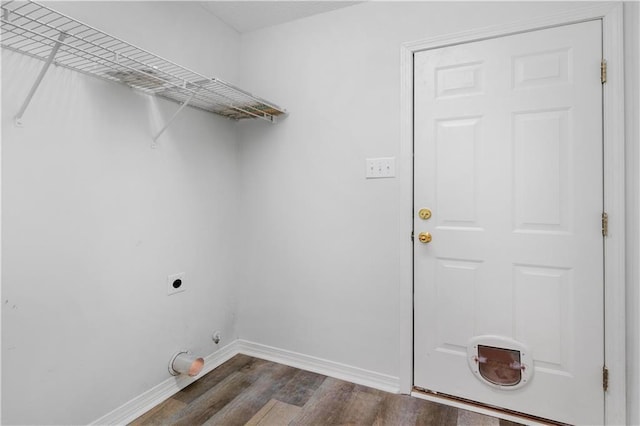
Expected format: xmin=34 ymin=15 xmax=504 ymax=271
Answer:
xmin=0 ymin=0 xmax=287 ymax=123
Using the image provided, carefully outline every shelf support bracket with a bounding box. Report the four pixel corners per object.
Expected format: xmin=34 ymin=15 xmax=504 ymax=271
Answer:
xmin=14 ymin=32 xmax=67 ymax=127
xmin=152 ymin=91 xmax=198 ymax=145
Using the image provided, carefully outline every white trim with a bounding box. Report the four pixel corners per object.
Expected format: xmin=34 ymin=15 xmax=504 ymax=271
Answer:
xmin=625 ymin=4 xmax=640 ymax=425
xmin=236 ymin=339 xmax=400 ymax=394
xmin=398 ymin=39 xmax=414 ymax=395
xmin=89 ymin=341 xmax=240 ymax=426
xmin=399 ymin=3 xmax=626 ymax=424
xmin=402 ymin=3 xmax=621 ymax=53
xmin=601 ymin=6 xmax=627 ymax=426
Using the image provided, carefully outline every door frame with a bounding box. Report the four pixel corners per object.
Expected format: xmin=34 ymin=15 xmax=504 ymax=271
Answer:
xmin=398 ymin=3 xmax=625 ymax=425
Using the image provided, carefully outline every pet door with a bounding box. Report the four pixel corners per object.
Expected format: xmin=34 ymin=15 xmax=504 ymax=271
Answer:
xmin=467 ymin=336 xmax=533 ymax=390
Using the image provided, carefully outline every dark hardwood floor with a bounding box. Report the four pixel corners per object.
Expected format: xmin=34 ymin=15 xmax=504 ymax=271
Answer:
xmin=130 ymin=355 xmax=523 ymax=426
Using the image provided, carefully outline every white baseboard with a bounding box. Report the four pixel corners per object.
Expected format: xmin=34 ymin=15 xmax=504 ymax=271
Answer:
xmin=90 ymin=341 xmax=240 ymax=425
xmin=235 ymin=339 xmax=400 ymax=394
xmin=90 ymin=339 xmax=400 ymax=425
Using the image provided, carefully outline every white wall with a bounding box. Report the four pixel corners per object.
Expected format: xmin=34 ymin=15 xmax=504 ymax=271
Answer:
xmin=2 ymin=2 xmax=242 ymax=424
xmin=237 ymin=0 xmax=640 ymax=414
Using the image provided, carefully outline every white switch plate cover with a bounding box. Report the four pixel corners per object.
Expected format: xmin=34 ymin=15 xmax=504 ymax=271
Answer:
xmin=366 ymin=157 xmax=396 ymax=179
xmin=167 ymin=272 xmax=186 ymax=295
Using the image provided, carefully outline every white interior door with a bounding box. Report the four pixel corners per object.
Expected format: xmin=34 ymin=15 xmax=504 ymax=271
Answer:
xmin=413 ymin=20 xmax=604 ymax=425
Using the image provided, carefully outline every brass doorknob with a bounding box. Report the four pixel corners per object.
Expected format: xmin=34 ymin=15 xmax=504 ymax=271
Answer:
xmin=418 ymin=232 xmax=432 ymax=244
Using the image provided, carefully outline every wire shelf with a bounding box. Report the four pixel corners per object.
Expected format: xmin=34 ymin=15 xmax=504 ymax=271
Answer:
xmin=1 ymin=0 xmax=287 ymax=122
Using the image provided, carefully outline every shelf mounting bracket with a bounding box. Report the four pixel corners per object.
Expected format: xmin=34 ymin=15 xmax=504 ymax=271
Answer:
xmin=14 ymin=31 xmax=67 ymax=127
xmin=152 ymin=90 xmax=198 ymax=146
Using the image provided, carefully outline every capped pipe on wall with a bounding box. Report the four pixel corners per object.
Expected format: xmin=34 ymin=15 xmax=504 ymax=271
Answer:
xmin=169 ymin=351 xmax=204 ymax=377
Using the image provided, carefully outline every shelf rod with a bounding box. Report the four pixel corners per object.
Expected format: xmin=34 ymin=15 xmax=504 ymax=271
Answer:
xmin=152 ymin=91 xmax=198 ymax=143
xmin=14 ymin=31 xmax=67 ymax=127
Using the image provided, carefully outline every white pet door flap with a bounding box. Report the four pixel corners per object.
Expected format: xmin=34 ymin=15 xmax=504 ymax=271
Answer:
xmin=467 ymin=336 xmax=532 ymax=390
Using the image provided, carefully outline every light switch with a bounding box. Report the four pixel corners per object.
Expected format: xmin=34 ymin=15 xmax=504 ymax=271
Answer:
xmin=366 ymin=157 xmax=395 ymax=179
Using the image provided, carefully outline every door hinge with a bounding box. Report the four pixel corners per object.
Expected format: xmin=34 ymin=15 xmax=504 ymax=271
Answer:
xmin=602 ymin=212 xmax=609 ymax=237
xmin=603 ymin=366 xmax=609 ymax=391
xmin=601 ymin=60 xmax=607 ymax=84
xmin=411 ymin=230 xmax=415 ymax=242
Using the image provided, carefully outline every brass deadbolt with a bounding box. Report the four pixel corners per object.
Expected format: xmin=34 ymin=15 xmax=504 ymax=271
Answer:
xmin=418 ymin=232 xmax=432 ymax=244
xmin=418 ymin=208 xmax=432 ymax=220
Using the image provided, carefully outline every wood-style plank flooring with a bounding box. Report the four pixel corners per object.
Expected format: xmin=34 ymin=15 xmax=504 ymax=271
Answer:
xmin=130 ymin=355 xmax=523 ymax=426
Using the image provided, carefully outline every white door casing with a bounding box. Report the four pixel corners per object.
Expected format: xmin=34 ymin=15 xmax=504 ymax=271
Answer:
xmin=413 ymin=20 xmax=603 ymax=425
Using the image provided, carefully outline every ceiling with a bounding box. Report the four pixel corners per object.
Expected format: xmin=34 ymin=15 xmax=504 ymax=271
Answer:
xmin=200 ymin=1 xmax=361 ymax=33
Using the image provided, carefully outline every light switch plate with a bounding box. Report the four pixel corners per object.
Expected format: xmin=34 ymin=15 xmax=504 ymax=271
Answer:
xmin=366 ymin=157 xmax=396 ymax=179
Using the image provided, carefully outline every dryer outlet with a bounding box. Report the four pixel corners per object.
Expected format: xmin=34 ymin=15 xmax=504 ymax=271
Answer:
xmin=167 ymin=272 xmax=186 ymax=295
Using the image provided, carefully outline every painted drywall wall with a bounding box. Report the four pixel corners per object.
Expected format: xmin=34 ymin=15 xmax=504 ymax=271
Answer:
xmin=625 ymin=2 xmax=640 ymax=425
xmin=237 ymin=0 xmax=640 ymax=406
xmin=2 ymin=2 xmax=242 ymax=424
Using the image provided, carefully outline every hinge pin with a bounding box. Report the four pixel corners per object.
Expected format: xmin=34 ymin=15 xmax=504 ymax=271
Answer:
xmin=603 ymin=366 xmax=609 ymax=391
xmin=601 ymin=60 xmax=607 ymax=84
xmin=602 ymin=212 xmax=609 ymax=237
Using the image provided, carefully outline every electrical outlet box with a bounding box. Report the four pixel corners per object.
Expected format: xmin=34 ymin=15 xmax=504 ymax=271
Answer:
xmin=167 ymin=272 xmax=185 ymax=295
xmin=366 ymin=157 xmax=396 ymax=179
